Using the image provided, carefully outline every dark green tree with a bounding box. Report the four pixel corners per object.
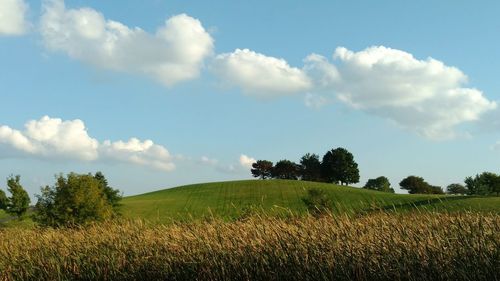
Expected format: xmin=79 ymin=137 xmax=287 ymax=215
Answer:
xmin=272 ymin=160 xmax=300 ymax=180
xmin=446 ymin=183 xmax=468 ymax=195
xmin=0 ymin=189 xmax=7 ymax=210
xmin=321 ymin=147 xmax=360 ymax=185
xmin=299 ymin=153 xmax=322 ymax=182
xmin=465 ymin=172 xmax=500 ymax=196
xmin=94 ymin=172 xmax=122 ymax=208
xmin=364 ymin=176 xmax=394 ymax=193
xmin=34 ymin=173 xmax=119 ymax=227
xmin=251 ymin=160 xmax=274 ymax=179
xmin=399 ymin=176 xmax=443 ymax=194
xmin=6 ymin=175 xmax=31 ymax=218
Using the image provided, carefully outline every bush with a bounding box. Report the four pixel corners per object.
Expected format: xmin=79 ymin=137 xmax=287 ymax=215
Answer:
xmin=302 ymin=188 xmax=332 ymax=216
xmin=34 ymin=172 xmax=121 ymax=227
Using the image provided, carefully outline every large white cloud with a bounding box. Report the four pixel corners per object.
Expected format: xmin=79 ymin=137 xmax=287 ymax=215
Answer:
xmin=0 ymin=116 xmax=175 ymax=171
xmin=212 ymin=49 xmax=312 ymax=97
xmin=40 ymin=0 xmax=214 ymax=86
xmin=327 ymin=46 xmax=497 ymax=139
xmin=0 ymin=0 xmax=29 ymax=35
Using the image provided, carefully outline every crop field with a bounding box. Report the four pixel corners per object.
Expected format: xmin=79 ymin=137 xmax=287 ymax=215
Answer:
xmin=0 ymin=212 xmax=498 ymax=281
xmin=121 ymin=180 xmax=500 ymax=222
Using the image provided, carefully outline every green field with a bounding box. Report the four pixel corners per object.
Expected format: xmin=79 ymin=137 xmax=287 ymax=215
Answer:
xmin=121 ymin=180 xmax=500 ymax=222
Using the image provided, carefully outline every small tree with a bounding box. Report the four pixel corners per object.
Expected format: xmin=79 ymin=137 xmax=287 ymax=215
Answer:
xmin=299 ymin=153 xmax=322 ymax=182
xmin=399 ymin=176 xmax=443 ymax=194
xmin=272 ymin=160 xmax=300 ymax=180
xmin=364 ymin=176 xmax=394 ymax=193
xmin=251 ymin=160 xmax=274 ymax=179
xmin=321 ymin=147 xmax=359 ymax=185
xmin=34 ymin=173 xmax=119 ymax=227
xmin=0 ymin=189 xmax=7 ymax=210
xmin=6 ymin=175 xmax=31 ymax=218
xmin=446 ymin=183 xmax=468 ymax=195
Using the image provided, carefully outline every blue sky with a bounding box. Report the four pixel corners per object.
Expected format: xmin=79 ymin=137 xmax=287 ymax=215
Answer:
xmin=0 ymin=0 xmax=499 ymax=197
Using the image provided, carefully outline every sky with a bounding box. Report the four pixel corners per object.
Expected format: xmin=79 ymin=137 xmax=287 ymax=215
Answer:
xmin=0 ymin=0 xmax=499 ymax=197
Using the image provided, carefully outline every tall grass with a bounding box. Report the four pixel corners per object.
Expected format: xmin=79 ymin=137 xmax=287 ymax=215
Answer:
xmin=0 ymin=212 xmax=498 ymax=280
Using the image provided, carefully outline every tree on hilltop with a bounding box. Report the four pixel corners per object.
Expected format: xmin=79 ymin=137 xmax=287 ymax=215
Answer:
xmin=321 ymin=147 xmax=359 ymax=185
xmin=251 ymin=160 xmax=274 ymax=179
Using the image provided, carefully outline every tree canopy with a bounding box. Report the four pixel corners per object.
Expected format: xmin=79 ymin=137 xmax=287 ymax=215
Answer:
xmin=34 ymin=172 xmax=120 ymax=227
xmin=364 ymin=176 xmax=394 ymax=193
xmin=5 ymin=175 xmax=31 ymax=218
xmin=464 ymin=172 xmax=500 ymax=196
xmin=0 ymin=189 xmax=8 ymax=210
xmin=321 ymin=148 xmax=359 ymax=185
xmin=299 ymin=153 xmax=322 ymax=182
xmin=272 ymin=160 xmax=300 ymax=180
xmin=446 ymin=183 xmax=468 ymax=195
xmin=251 ymin=160 xmax=274 ymax=179
xmin=399 ymin=176 xmax=443 ymax=194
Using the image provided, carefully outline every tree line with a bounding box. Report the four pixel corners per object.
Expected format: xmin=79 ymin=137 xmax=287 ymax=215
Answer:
xmin=0 ymin=172 xmax=122 ymax=227
xmin=250 ymin=147 xmax=500 ymax=196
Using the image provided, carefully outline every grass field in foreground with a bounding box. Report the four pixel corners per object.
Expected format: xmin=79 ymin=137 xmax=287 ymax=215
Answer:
xmin=121 ymin=180 xmax=500 ymax=222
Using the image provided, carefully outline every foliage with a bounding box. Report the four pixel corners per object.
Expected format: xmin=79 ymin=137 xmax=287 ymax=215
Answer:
xmin=272 ymin=159 xmax=300 ymax=180
xmin=94 ymin=172 xmax=122 ymax=208
xmin=251 ymin=160 xmax=274 ymax=179
xmin=299 ymin=153 xmax=322 ymax=182
xmin=465 ymin=172 xmax=500 ymax=196
xmin=321 ymin=147 xmax=360 ymax=185
xmin=34 ymin=173 xmax=120 ymax=227
xmin=302 ymin=188 xmax=332 ymax=216
xmin=446 ymin=183 xmax=468 ymax=195
xmin=363 ymin=176 xmax=394 ymax=193
xmin=0 ymin=213 xmax=498 ymax=281
xmin=0 ymin=189 xmax=7 ymax=210
xmin=399 ymin=176 xmax=443 ymax=194
xmin=5 ymin=175 xmax=31 ymax=218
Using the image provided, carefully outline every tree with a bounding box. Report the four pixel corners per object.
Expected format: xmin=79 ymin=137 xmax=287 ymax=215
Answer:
xmin=6 ymin=175 xmax=31 ymax=218
xmin=446 ymin=183 xmax=468 ymax=195
xmin=0 ymin=189 xmax=7 ymax=210
xmin=465 ymin=172 xmax=500 ymax=196
xmin=251 ymin=160 xmax=274 ymax=179
xmin=299 ymin=153 xmax=322 ymax=182
xmin=364 ymin=176 xmax=394 ymax=193
xmin=94 ymin=172 xmax=122 ymax=208
xmin=399 ymin=176 xmax=443 ymax=194
xmin=272 ymin=160 xmax=300 ymax=180
xmin=34 ymin=173 xmax=119 ymax=227
xmin=321 ymin=147 xmax=360 ymax=185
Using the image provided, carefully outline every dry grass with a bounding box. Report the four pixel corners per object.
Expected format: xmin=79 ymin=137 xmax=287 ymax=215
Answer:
xmin=0 ymin=212 xmax=498 ymax=281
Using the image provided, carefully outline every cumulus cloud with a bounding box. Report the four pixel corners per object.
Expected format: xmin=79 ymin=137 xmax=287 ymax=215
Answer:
xmin=40 ymin=0 xmax=214 ymax=86
xmin=212 ymin=49 xmax=312 ymax=97
xmin=0 ymin=116 xmax=175 ymax=171
xmin=0 ymin=0 xmax=29 ymax=35
xmin=327 ymin=46 xmax=497 ymax=139
xmin=239 ymin=154 xmax=256 ymax=168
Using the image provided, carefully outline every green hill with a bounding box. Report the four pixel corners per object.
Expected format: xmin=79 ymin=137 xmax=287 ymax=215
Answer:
xmin=121 ymin=180 xmax=500 ymax=222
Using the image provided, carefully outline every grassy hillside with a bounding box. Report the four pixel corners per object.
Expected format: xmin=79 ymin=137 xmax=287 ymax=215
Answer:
xmin=121 ymin=180 xmax=499 ymax=222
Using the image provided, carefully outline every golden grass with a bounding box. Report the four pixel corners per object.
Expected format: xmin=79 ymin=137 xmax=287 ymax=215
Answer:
xmin=0 ymin=212 xmax=498 ymax=280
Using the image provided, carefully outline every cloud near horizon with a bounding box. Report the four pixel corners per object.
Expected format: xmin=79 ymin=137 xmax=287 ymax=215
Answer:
xmin=0 ymin=116 xmax=176 ymax=171
xmin=0 ymin=0 xmax=29 ymax=35
xmin=40 ymin=0 xmax=214 ymax=86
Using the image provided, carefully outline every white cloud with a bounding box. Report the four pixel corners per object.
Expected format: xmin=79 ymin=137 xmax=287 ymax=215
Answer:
xmin=212 ymin=48 xmax=312 ymax=97
xmin=327 ymin=46 xmax=497 ymax=139
xmin=239 ymin=154 xmax=256 ymax=168
xmin=0 ymin=116 xmax=175 ymax=172
xmin=40 ymin=0 xmax=214 ymax=86
xmin=0 ymin=0 xmax=29 ymax=35
xmin=492 ymin=141 xmax=500 ymax=151
xmin=199 ymin=156 xmax=218 ymax=165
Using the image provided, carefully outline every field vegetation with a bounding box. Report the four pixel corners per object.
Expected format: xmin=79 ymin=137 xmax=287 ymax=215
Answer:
xmin=0 ymin=212 xmax=498 ymax=281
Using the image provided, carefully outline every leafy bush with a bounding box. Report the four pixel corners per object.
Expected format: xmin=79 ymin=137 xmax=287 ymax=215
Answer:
xmin=302 ymin=188 xmax=332 ymax=216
